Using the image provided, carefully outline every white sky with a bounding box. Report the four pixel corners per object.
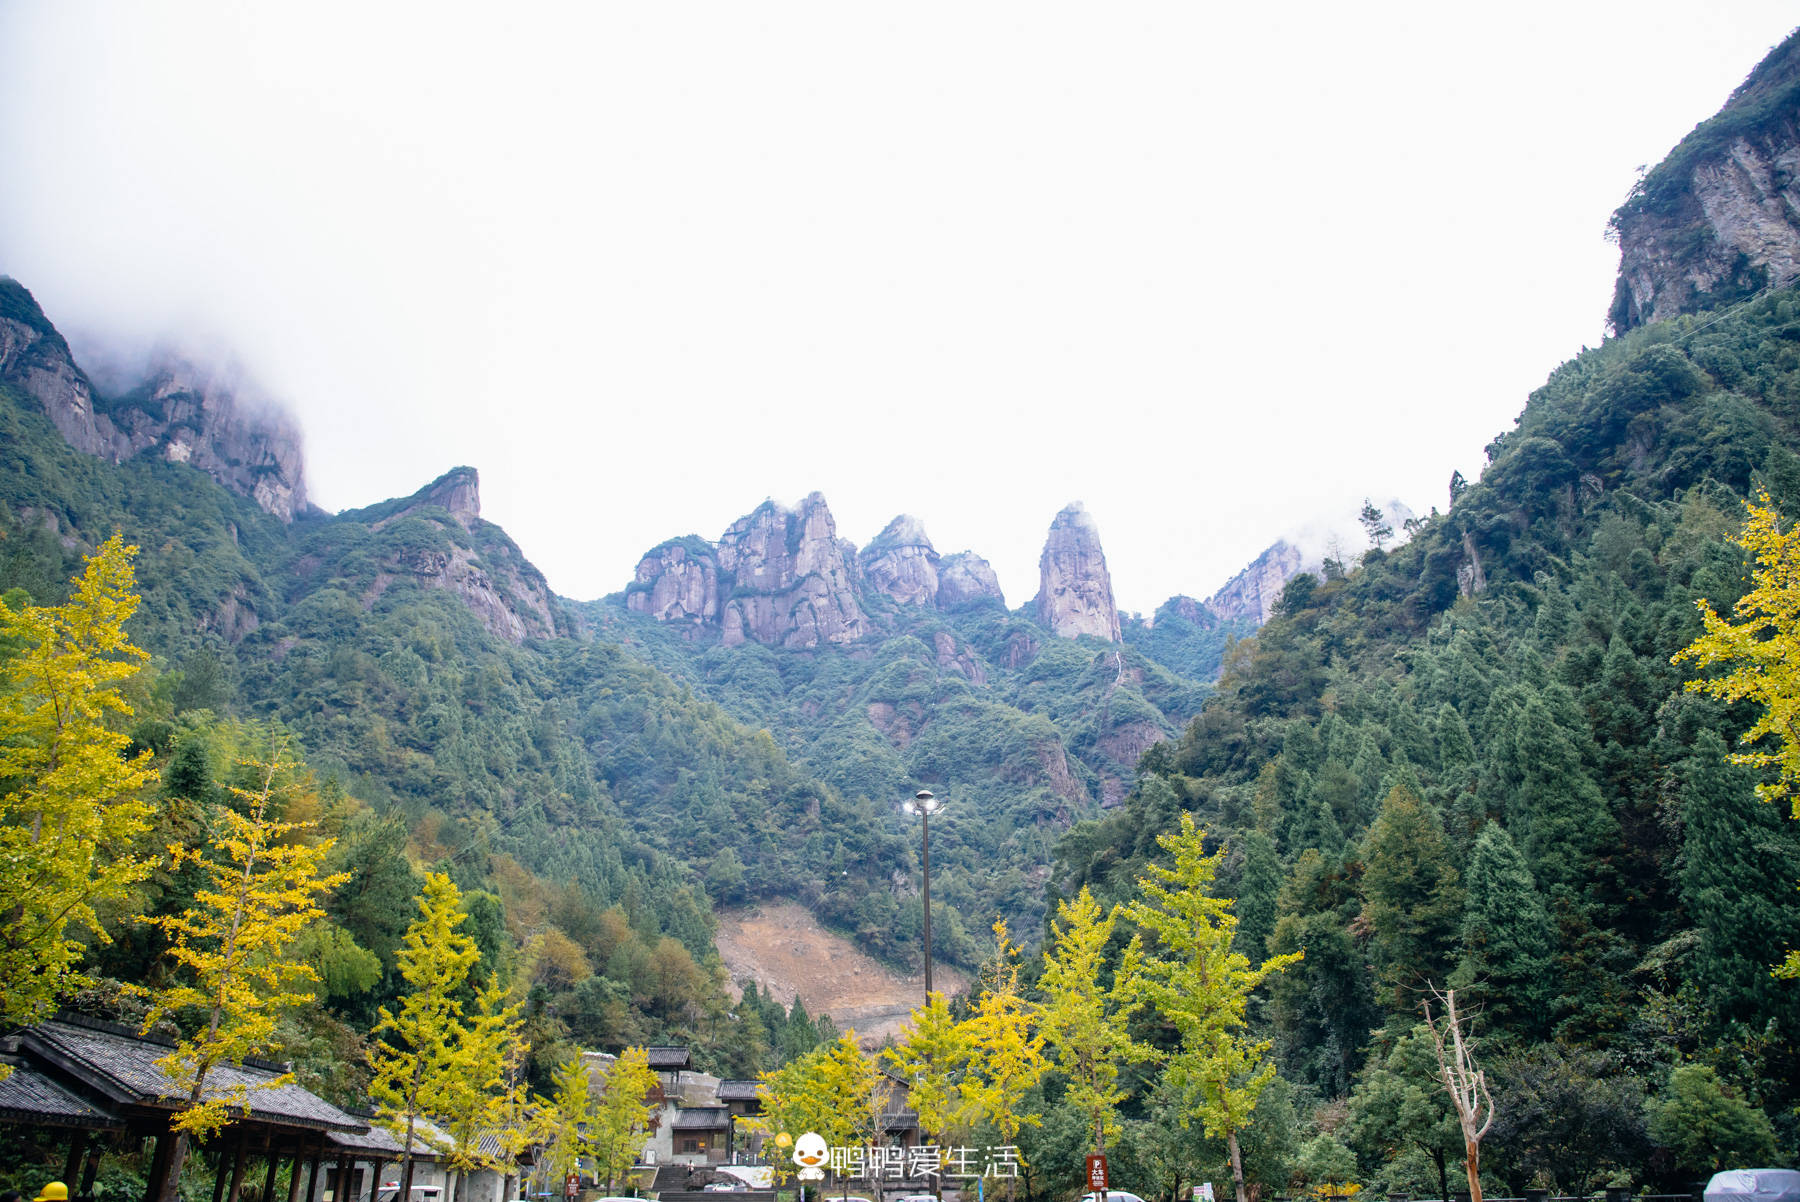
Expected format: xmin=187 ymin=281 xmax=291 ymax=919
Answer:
xmin=0 ymin=4 xmax=1794 ymax=615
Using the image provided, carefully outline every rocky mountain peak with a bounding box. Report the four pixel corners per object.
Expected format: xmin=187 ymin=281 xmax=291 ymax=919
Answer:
xmin=700 ymin=493 xmax=869 ymax=648
xmin=415 ymin=466 xmax=481 ymax=528
xmin=1205 ymin=538 xmax=1308 ymax=624
xmin=859 ymin=514 xmax=941 ymax=606
xmin=0 ymin=279 xmax=311 ymax=521
xmin=936 ymin=551 xmax=1006 ymax=611
xmin=1033 ymin=502 xmax=1121 ymax=642
xmin=1609 ymin=32 xmax=1800 ymax=330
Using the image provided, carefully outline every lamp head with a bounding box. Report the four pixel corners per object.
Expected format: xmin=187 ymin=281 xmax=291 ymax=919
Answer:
xmin=903 ymin=789 xmax=943 ymax=816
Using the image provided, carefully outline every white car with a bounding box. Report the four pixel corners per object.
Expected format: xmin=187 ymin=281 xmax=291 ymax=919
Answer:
xmin=1080 ymin=1192 xmax=1147 ymax=1202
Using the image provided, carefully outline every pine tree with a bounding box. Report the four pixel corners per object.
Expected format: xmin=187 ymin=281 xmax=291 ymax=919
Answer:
xmin=369 ymin=873 xmax=483 ymax=1200
xmin=1123 ymin=815 xmax=1302 ymax=1202
xmin=0 ymin=535 xmax=158 ymax=1026
xmin=1360 ymin=785 xmax=1464 ymax=1010
xmin=1673 ymin=489 xmax=1800 ymax=976
xmin=1448 ymin=823 xmax=1553 ymax=1039
xmin=143 ymin=743 xmax=350 ymax=1202
xmin=1506 ymin=696 xmax=1616 ymax=899
xmin=1345 ymin=1025 xmax=1462 ymax=1202
xmin=1678 ymin=730 xmax=1800 ymax=1032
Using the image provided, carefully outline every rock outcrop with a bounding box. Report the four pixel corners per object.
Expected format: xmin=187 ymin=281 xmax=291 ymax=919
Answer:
xmin=1033 ymin=503 xmax=1121 ymax=642
xmin=1205 ymin=539 xmax=1308 ymax=624
xmin=364 ymin=468 xmax=564 ymax=644
xmin=0 ymin=278 xmax=311 ymax=521
xmin=627 ymin=538 xmax=721 ymax=626
xmin=936 ymin=551 xmax=1006 ymax=611
xmin=1610 ymin=33 xmax=1800 ymax=330
xmin=859 ymin=515 xmax=940 ymax=606
xmin=716 ymin=493 xmax=868 ymax=649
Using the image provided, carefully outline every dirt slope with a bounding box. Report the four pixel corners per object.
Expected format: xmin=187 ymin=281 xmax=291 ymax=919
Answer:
xmin=715 ymin=902 xmax=968 ymax=1045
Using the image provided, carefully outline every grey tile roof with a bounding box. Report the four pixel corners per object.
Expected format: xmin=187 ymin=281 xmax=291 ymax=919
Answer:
xmin=0 ymin=1065 xmax=123 ymax=1129
xmin=644 ymin=1047 xmax=690 ymax=1069
xmin=327 ymin=1123 xmax=440 ymax=1159
xmin=24 ymin=1020 xmax=362 ymax=1132
xmin=715 ymin=1080 xmax=760 ymax=1102
xmin=670 ymin=1107 xmax=730 ymax=1130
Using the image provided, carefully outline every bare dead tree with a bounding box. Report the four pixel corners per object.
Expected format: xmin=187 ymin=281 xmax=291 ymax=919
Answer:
xmin=1422 ymin=987 xmax=1494 ymax=1202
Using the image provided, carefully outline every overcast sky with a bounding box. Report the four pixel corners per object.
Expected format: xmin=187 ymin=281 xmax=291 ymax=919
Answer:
xmin=1 ymin=5 xmax=1794 ymax=615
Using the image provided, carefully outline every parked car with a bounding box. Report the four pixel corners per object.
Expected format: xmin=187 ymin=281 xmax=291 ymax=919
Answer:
xmin=703 ymin=1187 xmax=747 ymax=1193
xmin=892 ymin=1194 xmax=938 ymax=1202
xmin=1079 ymin=1191 xmax=1146 ymax=1202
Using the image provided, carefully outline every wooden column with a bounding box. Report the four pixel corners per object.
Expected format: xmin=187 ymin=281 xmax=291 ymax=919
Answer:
xmin=63 ymin=1130 xmax=90 ymax=1189
xmin=331 ymin=1155 xmax=353 ymax=1202
xmin=367 ymin=1159 xmax=387 ymax=1202
xmin=287 ymin=1147 xmax=308 ymax=1202
xmin=226 ymin=1137 xmax=251 ymax=1202
xmin=213 ymin=1137 xmax=237 ymax=1202
xmin=261 ymin=1145 xmax=280 ymax=1202
xmin=144 ymin=1131 xmax=176 ymax=1202
xmin=79 ymin=1141 xmax=103 ymax=1199
xmin=304 ymin=1149 xmax=324 ymax=1202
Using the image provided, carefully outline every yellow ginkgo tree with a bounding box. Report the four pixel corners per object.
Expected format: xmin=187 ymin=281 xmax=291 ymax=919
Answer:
xmin=589 ymin=1046 xmax=659 ymax=1193
xmin=1038 ymin=889 xmax=1148 ymax=1179
xmin=0 ymin=535 xmax=157 ymax=1028
xmin=142 ymin=742 xmax=350 ymax=1202
xmin=1674 ymin=488 xmax=1800 ymax=977
xmin=959 ymin=921 xmax=1046 ymax=1161
xmin=1123 ymin=814 xmax=1302 ymax=1202
xmin=369 ymin=873 xmax=483 ymax=1201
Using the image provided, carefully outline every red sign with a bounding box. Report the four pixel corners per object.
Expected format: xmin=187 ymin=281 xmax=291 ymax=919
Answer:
xmin=565 ymin=1175 xmax=580 ymax=1199
xmin=1086 ymin=1156 xmax=1108 ymax=1191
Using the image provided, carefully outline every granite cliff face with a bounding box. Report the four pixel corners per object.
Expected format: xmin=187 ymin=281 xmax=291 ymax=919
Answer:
xmin=1033 ymin=503 xmax=1121 ymax=642
xmin=361 ymin=467 xmax=565 ymax=644
xmin=0 ymin=279 xmax=312 ymax=521
xmin=628 ymin=539 xmax=721 ymax=626
xmin=716 ymin=493 xmax=869 ymax=649
xmin=1205 ymin=538 xmax=1308 ymax=624
xmin=1610 ymin=33 xmax=1800 ymax=331
xmin=627 ymin=499 xmax=1014 ymax=647
xmin=859 ymin=515 xmax=940 ymax=606
xmin=936 ymin=551 xmax=1006 ymax=611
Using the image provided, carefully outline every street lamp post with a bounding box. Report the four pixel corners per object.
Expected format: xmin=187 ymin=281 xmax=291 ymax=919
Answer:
xmin=902 ymin=789 xmax=944 ymax=1002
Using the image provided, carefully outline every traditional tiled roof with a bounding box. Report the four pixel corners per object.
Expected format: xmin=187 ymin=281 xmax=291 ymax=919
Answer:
xmin=0 ymin=1065 xmax=123 ymax=1129
xmin=22 ymin=1019 xmax=362 ymax=1132
xmin=644 ymin=1046 xmax=691 ymax=1070
xmin=670 ymin=1106 xmax=730 ymax=1130
xmin=327 ymin=1121 xmax=441 ymax=1159
xmin=715 ymin=1080 xmax=761 ymax=1102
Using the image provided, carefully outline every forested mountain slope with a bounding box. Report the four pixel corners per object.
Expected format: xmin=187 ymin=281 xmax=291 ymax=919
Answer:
xmin=1052 ymin=289 xmax=1800 ymax=1166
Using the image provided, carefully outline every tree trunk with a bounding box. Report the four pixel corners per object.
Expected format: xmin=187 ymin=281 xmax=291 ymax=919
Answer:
xmin=1432 ymin=1151 xmax=1448 ymax=1202
xmin=1462 ymin=1140 xmax=1482 ymax=1202
xmin=1227 ymin=1131 xmax=1248 ymax=1202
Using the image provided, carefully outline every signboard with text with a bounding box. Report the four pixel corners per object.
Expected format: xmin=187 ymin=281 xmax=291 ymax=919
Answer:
xmin=1086 ymin=1155 xmax=1108 ymax=1192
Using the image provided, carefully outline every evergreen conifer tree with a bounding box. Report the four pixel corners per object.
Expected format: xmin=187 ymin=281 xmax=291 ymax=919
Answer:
xmin=1449 ymin=822 xmax=1553 ymax=1038
xmin=1678 ymin=730 xmax=1800 ymax=1032
xmin=1360 ymin=785 xmax=1464 ymax=1010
